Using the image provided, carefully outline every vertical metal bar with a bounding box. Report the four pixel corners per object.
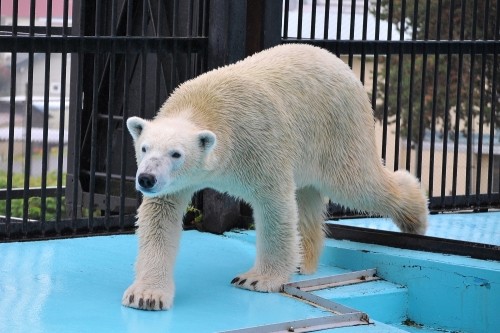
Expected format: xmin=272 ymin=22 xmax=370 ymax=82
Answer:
xmin=138 ymin=0 xmax=148 ymax=209
xmin=105 ymin=0 xmax=118 ymax=228
xmin=323 ymin=0 xmax=330 ymax=40
xmin=63 ymin=0 xmax=70 ymax=36
xmin=441 ymin=0 xmax=455 ymax=207
xmin=283 ymin=0 xmax=289 ymax=39
xmin=347 ymin=0 xmax=356 ymax=68
xmin=154 ymin=0 xmax=163 ymax=111
xmin=359 ymin=0 xmax=368 ymax=84
xmin=297 ymin=0 xmax=303 ymax=39
xmin=336 ymin=0 xmax=342 ymax=39
xmin=173 ymin=0 xmax=178 ymax=37
xmin=186 ymin=0 xmax=195 ymax=210
xmin=5 ymin=0 xmax=20 ymax=237
xmin=71 ymin=0 xmax=86 ymax=231
xmin=487 ymin=2 xmax=500 ymax=200
xmin=416 ymin=0 xmax=431 ymax=181
xmin=381 ymin=0 xmax=393 ymax=164
xmin=40 ymin=0 xmax=54 ymax=232
xmin=451 ymin=0 xmax=467 ymax=204
xmin=429 ymin=0 xmax=443 ymax=201
xmin=143 ymin=0 xmax=148 ymax=37
xmin=201 ymin=0 xmax=208 ymax=37
xmin=465 ymin=0 xmax=479 ymax=200
xmin=156 ymin=0 xmax=161 ymax=37
xmin=186 ymin=0 xmax=194 ymax=78
xmin=23 ymin=0 xmax=37 ymax=235
xmin=475 ymin=48 xmax=485 ymax=201
xmin=335 ymin=0 xmax=342 ymax=56
xmin=119 ymin=0 xmax=134 ymax=231
xmin=11 ymin=0 xmax=19 ymax=35
xmin=311 ymin=0 xmax=317 ymax=39
xmin=171 ymin=0 xmax=179 ymax=89
xmin=155 ymin=54 xmax=161 ymax=109
xmin=394 ymin=0 xmax=406 ymax=171
xmin=371 ymin=0 xmax=381 ymax=116
xmin=406 ymin=0 xmax=419 ymax=172
xmin=55 ymin=0 xmax=70 ymax=230
xmin=201 ymin=0 xmax=209 ymax=73
xmin=194 ymin=1 xmax=201 ymax=72
xmin=89 ymin=0 xmax=103 ymax=231
xmin=475 ymin=0 xmax=489 ymax=203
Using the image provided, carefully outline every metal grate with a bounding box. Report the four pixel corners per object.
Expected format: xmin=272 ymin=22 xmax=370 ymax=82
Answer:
xmin=222 ymin=269 xmax=378 ymax=333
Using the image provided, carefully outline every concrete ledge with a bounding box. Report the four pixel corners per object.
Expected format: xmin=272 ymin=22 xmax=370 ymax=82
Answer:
xmin=320 ymin=238 xmax=500 ymax=333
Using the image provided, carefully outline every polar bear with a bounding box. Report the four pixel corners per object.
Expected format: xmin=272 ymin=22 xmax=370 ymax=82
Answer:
xmin=122 ymin=44 xmax=428 ymax=310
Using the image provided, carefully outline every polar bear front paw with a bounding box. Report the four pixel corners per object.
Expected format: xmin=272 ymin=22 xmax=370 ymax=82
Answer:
xmin=122 ymin=283 xmax=173 ymax=311
xmin=230 ymin=270 xmax=288 ymax=292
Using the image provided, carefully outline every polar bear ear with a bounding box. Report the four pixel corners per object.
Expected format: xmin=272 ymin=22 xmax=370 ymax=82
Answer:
xmin=127 ymin=116 xmax=147 ymax=142
xmin=197 ymin=130 xmax=217 ymax=153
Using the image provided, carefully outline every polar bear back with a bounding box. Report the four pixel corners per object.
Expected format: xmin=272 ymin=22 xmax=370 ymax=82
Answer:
xmin=159 ymin=44 xmax=380 ymax=190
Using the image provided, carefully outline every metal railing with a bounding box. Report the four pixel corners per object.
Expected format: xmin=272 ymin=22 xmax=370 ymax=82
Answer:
xmin=0 ymin=0 xmax=209 ymax=240
xmin=283 ymin=0 xmax=500 ymax=214
xmin=0 ymin=0 xmax=498 ymax=250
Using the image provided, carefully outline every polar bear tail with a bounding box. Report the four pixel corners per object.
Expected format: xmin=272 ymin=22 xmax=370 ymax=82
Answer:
xmin=386 ymin=170 xmax=429 ymax=235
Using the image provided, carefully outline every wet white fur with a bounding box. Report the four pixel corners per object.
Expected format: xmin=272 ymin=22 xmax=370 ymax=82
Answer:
xmin=122 ymin=44 xmax=428 ymax=310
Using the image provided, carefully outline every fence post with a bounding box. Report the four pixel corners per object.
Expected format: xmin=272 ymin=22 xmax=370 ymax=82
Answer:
xmin=202 ymin=0 xmax=247 ymax=234
xmin=202 ymin=0 xmax=283 ymax=233
xmin=207 ymin=0 xmax=247 ymax=69
xmin=246 ymin=0 xmax=283 ymax=55
xmin=65 ymin=0 xmax=86 ymax=219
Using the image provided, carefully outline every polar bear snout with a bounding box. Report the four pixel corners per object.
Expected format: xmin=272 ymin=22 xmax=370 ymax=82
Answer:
xmin=135 ymin=171 xmax=167 ymax=197
xmin=138 ymin=173 xmax=157 ymax=189
xmin=134 ymin=153 xmax=182 ymax=196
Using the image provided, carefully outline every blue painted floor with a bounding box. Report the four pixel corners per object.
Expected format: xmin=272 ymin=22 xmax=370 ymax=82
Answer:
xmin=0 ymin=213 xmax=498 ymax=333
xmin=0 ymin=231 xmax=394 ymax=333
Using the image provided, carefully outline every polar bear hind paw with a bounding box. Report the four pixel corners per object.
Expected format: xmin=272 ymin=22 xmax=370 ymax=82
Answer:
xmin=122 ymin=283 xmax=173 ymax=311
xmin=231 ymin=271 xmax=287 ymax=292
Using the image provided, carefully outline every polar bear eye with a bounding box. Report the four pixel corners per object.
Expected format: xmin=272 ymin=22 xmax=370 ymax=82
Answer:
xmin=141 ymin=146 xmax=147 ymax=153
xmin=171 ymin=151 xmax=182 ymax=159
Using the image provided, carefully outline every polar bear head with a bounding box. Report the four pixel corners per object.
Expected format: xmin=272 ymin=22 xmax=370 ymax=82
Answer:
xmin=126 ymin=116 xmax=217 ymax=197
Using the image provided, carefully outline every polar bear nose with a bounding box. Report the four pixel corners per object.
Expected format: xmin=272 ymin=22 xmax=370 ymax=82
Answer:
xmin=138 ymin=173 xmax=157 ymax=189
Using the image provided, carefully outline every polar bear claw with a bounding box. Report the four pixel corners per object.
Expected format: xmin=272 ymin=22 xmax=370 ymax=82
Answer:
xmin=122 ymin=283 xmax=173 ymax=311
xmin=231 ymin=270 xmax=287 ymax=293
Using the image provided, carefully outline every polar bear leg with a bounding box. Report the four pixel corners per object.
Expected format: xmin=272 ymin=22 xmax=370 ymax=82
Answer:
xmin=324 ymin=167 xmax=428 ymax=235
xmin=296 ymin=186 xmax=326 ymax=275
xmin=385 ymin=170 xmax=428 ymax=234
xmin=122 ymin=191 xmax=192 ymax=311
xmin=231 ymin=186 xmax=300 ymax=292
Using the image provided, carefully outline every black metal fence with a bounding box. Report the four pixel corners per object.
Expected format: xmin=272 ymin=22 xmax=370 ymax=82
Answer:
xmin=0 ymin=1 xmax=498 ymax=247
xmin=282 ymin=0 xmax=500 ymax=214
xmin=0 ymin=0 xmax=210 ymax=239
xmin=65 ymin=0 xmax=209 ymax=234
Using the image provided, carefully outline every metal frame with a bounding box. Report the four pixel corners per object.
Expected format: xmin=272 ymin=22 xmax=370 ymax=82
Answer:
xmin=222 ymin=269 xmax=378 ymax=333
xmin=327 ymin=223 xmax=500 ymax=261
xmin=220 ymin=315 xmax=368 ymax=333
